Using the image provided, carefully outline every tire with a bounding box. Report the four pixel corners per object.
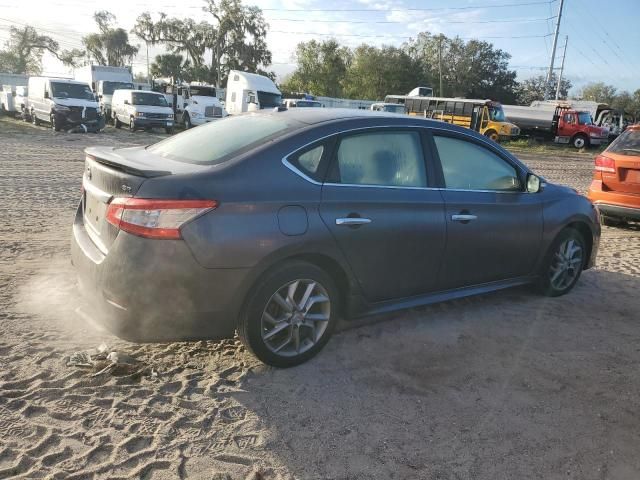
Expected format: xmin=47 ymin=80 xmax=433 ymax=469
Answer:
xmin=238 ymin=261 xmax=339 ymax=367
xmin=31 ymin=111 xmax=40 ymax=126
xmin=538 ymin=228 xmax=586 ymax=297
xmin=165 ymin=127 xmax=174 ymax=134
xmin=484 ymin=129 xmax=499 ymax=142
xmin=572 ymin=134 xmax=589 ymax=149
xmin=114 ymin=115 xmax=122 ymax=129
xmin=129 ymin=117 xmax=136 ymax=132
xmin=183 ymin=113 xmax=192 ymax=129
xmin=51 ymin=114 xmax=61 ymax=132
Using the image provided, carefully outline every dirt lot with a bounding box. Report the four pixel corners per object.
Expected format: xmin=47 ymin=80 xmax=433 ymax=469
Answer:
xmin=1 ymin=117 xmax=639 ymax=479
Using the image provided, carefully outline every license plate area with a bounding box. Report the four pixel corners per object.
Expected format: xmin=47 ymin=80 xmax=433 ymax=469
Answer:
xmin=84 ymin=190 xmax=107 ymax=237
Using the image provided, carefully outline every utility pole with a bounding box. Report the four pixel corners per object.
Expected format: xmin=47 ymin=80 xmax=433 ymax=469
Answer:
xmin=544 ymin=0 xmax=564 ymax=100
xmin=146 ymin=41 xmax=150 ymax=83
xmin=438 ymin=36 xmax=443 ymax=97
xmin=555 ymin=36 xmax=568 ymax=100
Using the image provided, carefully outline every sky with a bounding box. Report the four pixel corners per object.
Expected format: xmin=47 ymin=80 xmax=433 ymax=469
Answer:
xmin=0 ymin=0 xmax=638 ymax=96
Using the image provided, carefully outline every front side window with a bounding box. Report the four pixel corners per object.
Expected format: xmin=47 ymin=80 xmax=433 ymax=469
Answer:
xmin=489 ymin=106 xmax=505 ymax=122
xmin=577 ymin=112 xmax=593 ymax=125
xmin=332 ymin=131 xmax=427 ymax=188
xmin=434 ymin=135 xmax=521 ymax=191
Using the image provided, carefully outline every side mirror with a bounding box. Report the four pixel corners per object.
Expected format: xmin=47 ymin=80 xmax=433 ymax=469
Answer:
xmin=526 ymin=173 xmax=543 ymax=193
xmin=44 ymin=91 xmax=49 ymax=99
xmin=124 ymin=99 xmax=129 ymax=105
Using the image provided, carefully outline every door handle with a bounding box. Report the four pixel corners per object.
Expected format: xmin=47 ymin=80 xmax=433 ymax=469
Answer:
xmin=336 ymin=217 xmax=372 ymax=226
xmin=451 ymin=214 xmax=477 ymax=222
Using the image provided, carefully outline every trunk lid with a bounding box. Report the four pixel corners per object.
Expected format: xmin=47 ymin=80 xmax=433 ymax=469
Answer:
xmin=81 ymin=146 xmax=210 ymax=253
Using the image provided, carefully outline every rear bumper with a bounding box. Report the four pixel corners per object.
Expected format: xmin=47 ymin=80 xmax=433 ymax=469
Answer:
xmin=70 ymin=205 xmax=248 ymax=342
xmin=588 ymin=180 xmax=640 ymax=220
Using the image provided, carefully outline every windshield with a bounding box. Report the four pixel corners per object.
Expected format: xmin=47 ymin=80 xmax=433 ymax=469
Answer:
xmin=578 ymin=112 xmax=593 ymax=125
xmin=132 ymin=92 xmax=169 ymax=107
xmin=51 ymin=82 xmax=94 ymax=101
xmin=257 ymin=91 xmax=282 ymax=109
xmin=295 ymin=100 xmax=321 ymax=108
xmin=384 ymin=104 xmax=405 ymax=113
xmin=189 ymin=86 xmax=216 ymax=97
xmin=607 ymin=129 xmax=640 ymax=156
xmin=489 ymin=106 xmax=505 ymax=122
xmin=102 ymin=81 xmax=134 ymax=95
xmin=147 ymin=114 xmax=298 ymax=165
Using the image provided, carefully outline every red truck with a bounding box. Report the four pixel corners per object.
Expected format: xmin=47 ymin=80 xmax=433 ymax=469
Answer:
xmin=502 ymin=104 xmax=610 ymax=148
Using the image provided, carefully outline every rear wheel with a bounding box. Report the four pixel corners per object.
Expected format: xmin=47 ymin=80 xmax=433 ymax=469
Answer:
xmin=31 ymin=110 xmax=40 ymax=126
xmin=538 ymin=228 xmax=585 ymax=297
xmin=572 ymin=134 xmax=588 ymax=149
xmin=238 ymin=261 xmax=339 ymax=367
xmin=114 ymin=115 xmax=122 ymax=129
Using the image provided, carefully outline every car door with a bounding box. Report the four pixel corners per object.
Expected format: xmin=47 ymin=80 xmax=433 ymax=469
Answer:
xmin=429 ymin=131 xmax=543 ymax=290
xmin=319 ymin=128 xmax=446 ymax=303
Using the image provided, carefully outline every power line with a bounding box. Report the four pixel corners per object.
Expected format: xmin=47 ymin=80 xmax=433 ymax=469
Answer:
xmin=266 ymin=16 xmax=556 ymax=25
xmin=269 ymin=30 xmax=553 ymax=40
xmin=261 ymin=0 xmax=556 ymax=12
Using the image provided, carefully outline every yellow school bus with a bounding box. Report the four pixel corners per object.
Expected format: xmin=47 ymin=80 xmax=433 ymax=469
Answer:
xmin=384 ymin=95 xmax=520 ymax=141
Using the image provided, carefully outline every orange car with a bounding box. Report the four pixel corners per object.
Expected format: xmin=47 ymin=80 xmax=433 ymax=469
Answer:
xmin=588 ymin=124 xmax=640 ymax=225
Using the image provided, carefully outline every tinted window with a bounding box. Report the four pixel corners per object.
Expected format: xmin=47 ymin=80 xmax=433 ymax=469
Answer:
xmin=333 ymin=131 xmax=427 ymax=187
xmin=148 ymin=114 xmax=298 ymax=165
xmin=132 ymin=92 xmax=168 ymax=107
xmin=434 ymin=135 xmax=521 ymax=191
xmin=295 ymin=145 xmax=324 ymax=175
xmin=607 ymin=128 xmax=640 ymax=155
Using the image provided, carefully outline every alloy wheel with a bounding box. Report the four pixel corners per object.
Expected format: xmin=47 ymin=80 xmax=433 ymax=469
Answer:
xmin=260 ymin=279 xmax=331 ymax=357
xmin=549 ymin=238 xmax=583 ymax=291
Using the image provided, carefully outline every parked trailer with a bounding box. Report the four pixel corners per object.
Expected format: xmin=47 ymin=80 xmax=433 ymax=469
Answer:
xmin=503 ymin=104 xmax=609 ymax=148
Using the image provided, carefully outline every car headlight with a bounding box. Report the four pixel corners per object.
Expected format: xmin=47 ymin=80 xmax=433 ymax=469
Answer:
xmin=54 ymin=105 xmax=70 ymax=112
xmin=167 ymin=114 xmax=173 ymax=119
xmin=136 ymin=112 xmax=145 ymax=117
xmin=190 ymin=112 xmax=199 ymax=118
xmin=590 ymin=132 xmax=599 ymax=137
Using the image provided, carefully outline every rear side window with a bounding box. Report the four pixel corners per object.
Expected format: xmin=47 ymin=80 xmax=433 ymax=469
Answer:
xmin=607 ymin=129 xmax=640 ymax=156
xmin=434 ymin=135 xmax=521 ymax=191
xmin=148 ymin=115 xmax=298 ymax=165
xmin=331 ymin=131 xmax=427 ymax=187
xmin=296 ymin=145 xmax=324 ymax=175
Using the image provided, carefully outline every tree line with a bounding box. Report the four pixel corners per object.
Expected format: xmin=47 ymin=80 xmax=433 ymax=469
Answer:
xmin=0 ymin=0 xmax=638 ymax=113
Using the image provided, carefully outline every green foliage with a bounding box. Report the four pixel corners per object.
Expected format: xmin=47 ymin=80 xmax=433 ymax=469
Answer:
xmin=282 ymin=33 xmax=519 ymax=103
xmin=514 ymin=74 xmax=572 ymax=105
xmin=280 ymin=40 xmax=351 ymax=97
xmin=0 ymin=26 xmax=60 ymax=74
xmin=78 ymin=11 xmax=139 ymax=67
xmin=150 ymin=54 xmax=191 ymax=81
xmin=578 ymin=82 xmax=618 ymax=104
xmin=133 ymin=0 xmax=272 ymax=86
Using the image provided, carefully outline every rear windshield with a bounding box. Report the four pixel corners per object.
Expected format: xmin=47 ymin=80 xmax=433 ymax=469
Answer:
xmin=132 ymin=92 xmax=168 ymax=106
xmin=147 ymin=114 xmax=298 ymax=165
xmin=607 ymin=128 xmax=640 ymax=156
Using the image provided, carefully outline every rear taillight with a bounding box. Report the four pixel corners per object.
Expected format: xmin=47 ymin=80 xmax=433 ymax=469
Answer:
xmin=594 ymin=155 xmax=615 ymax=173
xmin=106 ymin=198 xmax=217 ymax=239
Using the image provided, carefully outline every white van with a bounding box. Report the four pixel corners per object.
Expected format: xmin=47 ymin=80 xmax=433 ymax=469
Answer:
xmin=282 ymin=98 xmax=322 ymax=108
xmin=28 ymin=77 xmax=101 ymax=131
xmin=111 ymin=89 xmax=174 ymax=133
xmin=370 ymin=103 xmax=407 ymax=114
xmin=225 ymin=70 xmax=281 ymax=114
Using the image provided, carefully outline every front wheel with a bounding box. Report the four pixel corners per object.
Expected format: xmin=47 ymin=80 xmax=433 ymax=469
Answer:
xmin=31 ymin=111 xmax=40 ymax=126
xmin=572 ymin=134 xmax=589 ymax=149
xmin=484 ymin=129 xmax=499 ymax=142
xmin=538 ymin=228 xmax=585 ymax=297
xmin=238 ymin=261 xmax=339 ymax=367
xmin=129 ymin=117 xmax=136 ymax=132
xmin=114 ymin=115 xmax=122 ymax=129
xmin=183 ymin=113 xmax=192 ymax=129
xmin=51 ymin=114 xmax=61 ymax=132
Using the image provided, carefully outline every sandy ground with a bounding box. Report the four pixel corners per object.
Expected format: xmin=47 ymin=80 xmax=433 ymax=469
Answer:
xmin=0 ymin=116 xmax=639 ymax=479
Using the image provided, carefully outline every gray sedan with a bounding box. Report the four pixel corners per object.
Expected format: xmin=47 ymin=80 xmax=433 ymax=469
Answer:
xmin=71 ymin=109 xmax=600 ymax=367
